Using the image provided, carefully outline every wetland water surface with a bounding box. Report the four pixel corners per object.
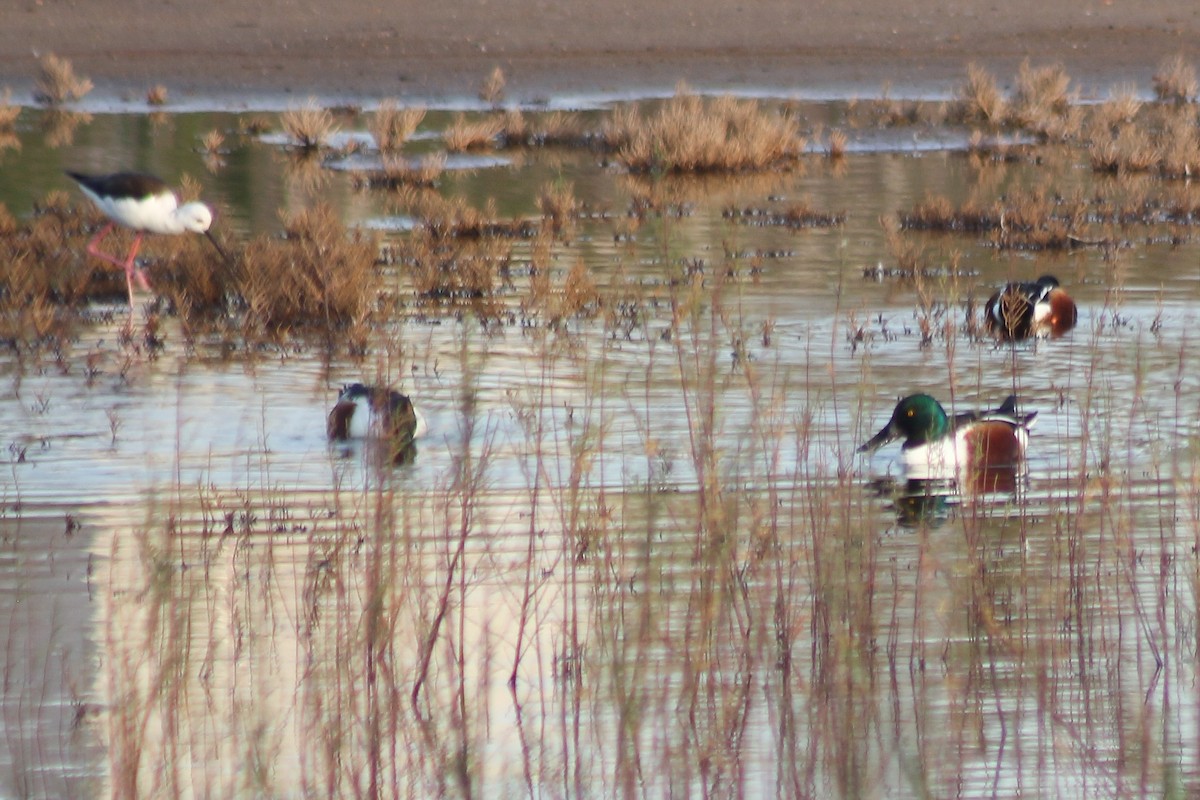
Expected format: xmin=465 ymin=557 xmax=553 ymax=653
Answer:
xmin=1 ymin=96 xmax=1199 ymax=797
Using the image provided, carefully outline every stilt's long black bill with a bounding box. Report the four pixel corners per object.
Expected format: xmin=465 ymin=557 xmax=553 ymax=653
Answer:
xmin=205 ymin=229 xmax=232 ymax=265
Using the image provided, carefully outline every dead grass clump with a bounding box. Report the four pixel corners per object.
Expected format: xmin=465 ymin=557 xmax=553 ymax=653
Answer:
xmin=1153 ymin=54 xmax=1198 ymax=103
xmin=901 ymin=189 xmax=1090 ymax=250
xmin=443 ymin=113 xmax=505 ymax=152
xmin=598 ymin=104 xmax=640 ymax=152
xmin=955 ymin=63 xmax=1007 ymax=125
xmin=146 ymin=85 xmax=169 ymax=106
xmin=1009 ymin=61 xmax=1074 ymax=134
xmin=1091 ymin=84 xmax=1143 ymax=131
xmin=826 ymin=129 xmax=848 ymax=159
xmin=240 ymin=204 xmax=379 ymax=330
xmin=1156 ymin=112 xmax=1200 ymax=178
xmin=200 ymin=130 xmax=225 ymax=154
xmin=900 ymin=194 xmax=998 ymax=233
xmin=536 ymin=181 xmax=579 ymax=234
xmin=371 ymin=101 xmax=426 ymax=153
xmin=499 ymin=110 xmax=529 ymax=145
xmin=479 ymin=66 xmax=506 ymax=108
xmin=352 ymin=152 xmax=446 ymax=190
xmin=281 ymin=98 xmax=339 ymax=150
xmin=0 ymin=193 xmax=102 ymax=330
xmin=615 ymin=90 xmax=804 ymax=173
xmin=0 ymin=89 xmax=20 ymax=130
xmin=403 ymin=227 xmax=511 ymax=311
xmin=723 ymin=200 xmax=846 ymax=228
xmin=389 ymin=189 xmax=537 ymax=240
xmin=1085 ymin=106 xmax=1200 ymax=178
xmin=240 ymin=115 xmax=273 ymax=136
xmin=33 ymin=53 xmax=93 ymax=106
xmin=529 ymin=112 xmax=588 ymax=147
xmin=557 ymin=259 xmax=602 ymax=319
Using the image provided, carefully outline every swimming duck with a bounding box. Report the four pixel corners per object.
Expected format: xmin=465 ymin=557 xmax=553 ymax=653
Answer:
xmin=858 ymin=393 xmax=1036 ymax=480
xmin=984 ymin=274 xmax=1077 ymax=340
xmin=327 ymin=383 xmax=426 ymax=461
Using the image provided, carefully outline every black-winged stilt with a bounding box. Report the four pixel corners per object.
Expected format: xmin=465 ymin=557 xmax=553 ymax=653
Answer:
xmin=65 ymin=170 xmax=230 ymax=309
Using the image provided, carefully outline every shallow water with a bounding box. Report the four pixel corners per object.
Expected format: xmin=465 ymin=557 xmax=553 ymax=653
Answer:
xmin=2 ymin=101 xmax=1199 ymax=796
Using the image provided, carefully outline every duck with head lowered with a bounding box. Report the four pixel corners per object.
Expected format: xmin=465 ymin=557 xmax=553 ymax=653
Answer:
xmin=984 ymin=274 xmax=1077 ymax=340
xmin=327 ymin=383 xmax=427 ymax=463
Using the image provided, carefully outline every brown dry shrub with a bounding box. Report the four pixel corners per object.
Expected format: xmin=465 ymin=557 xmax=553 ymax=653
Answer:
xmin=499 ymin=110 xmax=529 ymax=145
xmin=558 ymin=259 xmax=602 ymax=319
xmin=826 ymin=129 xmax=847 ymax=159
xmin=529 ymin=112 xmax=587 ymax=147
xmin=0 ymin=89 xmax=20 ymax=130
xmin=616 ymin=89 xmax=803 ymax=173
xmin=33 ymin=53 xmax=93 ymax=106
xmin=240 ymin=204 xmax=379 ymax=330
xmin=0 ymin=194 xmax=103 ymax=345
xmin=371 ymin=101 xmax=426 ymax=152
xmin=599 ymin=104 xmax=640 ymax=152
xmin=399 ymin=192 xmax=537 ymax=239
xmin=404 ymin=228 xmax=511 ymax=313
xmin=1091 ymin=84 xmax=1143 ymax=131
xmin=955 ymin=63 xmax=1006 ymax=125
xmin=353 ymin=152 xmax=446 ymax=190
xmin=281 ymin=98 xmax=338 ymax=150
xmin=536 ymin=181 xmax=579 ymax=234
xmin=1153 ymin=54 xmax=1198 ymax=103
xmin=200 ymin=129 xmax=225 ymax=156
xmin=479 ymin=66 xmax=506 ymax=108
xmin=146 ymin=85 xmax=169 ymax=106
xmin=1010 ymin=60 xmax=1073 ymax=132
xmin=443 ymin=113 xmax=504 ymax=151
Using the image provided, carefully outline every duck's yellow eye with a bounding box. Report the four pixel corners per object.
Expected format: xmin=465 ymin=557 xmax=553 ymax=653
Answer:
xmin=906 ymin=409 xmax=914 ymax=417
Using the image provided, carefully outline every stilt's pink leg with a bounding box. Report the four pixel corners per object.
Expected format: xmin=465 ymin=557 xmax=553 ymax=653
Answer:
xmin=121 ymin=235 xmax=148 ymax=309
xmin=85 ymin=223 xmax=128 ymax=269
xmin=122 ymin=234 xmax=152 ymax=293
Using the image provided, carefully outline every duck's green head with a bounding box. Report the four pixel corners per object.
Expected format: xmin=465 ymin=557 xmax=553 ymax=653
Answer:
xmin=858 ymin=393 xmax=951 ymax=452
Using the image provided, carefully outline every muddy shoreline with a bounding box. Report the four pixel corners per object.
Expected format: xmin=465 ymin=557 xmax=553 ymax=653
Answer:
xmin=3 ymin=0 xmax=1198 ymax=103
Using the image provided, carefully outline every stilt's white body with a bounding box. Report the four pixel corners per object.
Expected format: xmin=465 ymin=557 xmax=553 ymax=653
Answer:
xmin=74 ymin=181 xmax=213 ymax=236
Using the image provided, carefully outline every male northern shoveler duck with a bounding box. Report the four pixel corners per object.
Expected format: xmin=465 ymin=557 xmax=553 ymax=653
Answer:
xmin=984 ymin=274 xmax=1077 ymax=340
xmin=66 ymin=170 xmax=230 ymax=309
xmin=327 ymin=383 xmax=427 ymax=462
xmin=858 ymin=393 xmax=1036 ymax=480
